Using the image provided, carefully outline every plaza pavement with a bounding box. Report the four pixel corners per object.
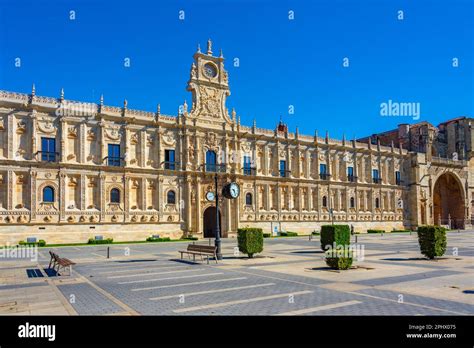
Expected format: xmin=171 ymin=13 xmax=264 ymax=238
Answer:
xmin=0 ymin=231 xmax=473 ymax=315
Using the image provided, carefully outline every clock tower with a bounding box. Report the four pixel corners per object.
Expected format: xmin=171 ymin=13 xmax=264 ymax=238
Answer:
xmin=187 ymin=39 xmax=232 ymax=123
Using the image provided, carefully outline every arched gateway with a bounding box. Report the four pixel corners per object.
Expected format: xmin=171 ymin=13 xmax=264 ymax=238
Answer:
xmin=203 ymin=207 xmax=221 ymax=238
xmin=433 ymin=173 xmax=465 ymax=229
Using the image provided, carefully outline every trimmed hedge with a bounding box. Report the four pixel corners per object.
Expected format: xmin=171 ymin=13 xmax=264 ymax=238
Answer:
xmin=19 ymin=239 xmax=46 ymax=247
xmin=325 ymin=249 xmax=353 ymax=270
xmin=320 ymin=225 xmax=350 ymax=251
xmin=280 ymin=231 xmax=298 ymax=237
xmin=263 ymin=233 xmax=271 ymax=238
xmin=417 ymin=225 xmax=447 ymax=259
xmin=237 ymin=228 xmax=264 ymax=258
xmin=146 ymin=237 xmax=171 ymax=242
xmin=367 ymin=229 xmax=385 ymax=234
xmin=87 ymin=238 xmax=113 ymax=244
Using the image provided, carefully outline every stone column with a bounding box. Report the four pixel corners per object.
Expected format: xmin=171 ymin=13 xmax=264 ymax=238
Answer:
xmin=156 ymin=127 xmax=161 ymax=169
xmin=305 ymin=149 xmax=310 ymax=179
xmin=7 ymin=114 xmax=14 ymax=159
xmin=141 ymin=177 xmax=146 ymax=211
xmin=99 ymin=122 xmax=105 ymax=164
xmin=263 ymin=144 xmax=268 ymax=176
xmin=80 ymin=174 xmax=86 ymax=211
xmin=124 ymin=176 xmax=130 ymax=221
xmin=79 ymin=122 xmax=86 ymax=163
xmin=31 ymin=113 xmax=37 ymax=159
xmin=286 ymin=144 xmax=291 ymax=177
xmin=185 ymin=177 xmax=192 ymax=232
xmin=30 ymin=170 xmax=37 ymax=221
xmin=140 ymin=131 xmax=146 ymax=167
xmin=59 ymin=172 xmax=66 ymax=222
xmin=59 ymin=118 xmax=67 ymax=163
xmin=124 ymin=126 xmax=130 ymax=166
xmin=99 ymin=174 xmax=106 ymax=221
xmin=295 ymin=146 xmax=301 ymax=178
xmin=196 ymin=177 xmax=201 ymax=234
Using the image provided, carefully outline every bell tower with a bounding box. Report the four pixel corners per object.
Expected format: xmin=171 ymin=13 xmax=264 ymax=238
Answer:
xmin=187 ymin=39 xmax=231 ymax=123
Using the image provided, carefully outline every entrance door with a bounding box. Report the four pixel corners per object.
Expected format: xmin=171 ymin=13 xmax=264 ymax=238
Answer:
xmin=203 ymin=207 xmax=221 ymax=238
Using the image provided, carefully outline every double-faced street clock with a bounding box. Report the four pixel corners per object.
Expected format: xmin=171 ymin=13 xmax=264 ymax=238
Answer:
xmin=222 ymin=182 xmax=240 ymax=199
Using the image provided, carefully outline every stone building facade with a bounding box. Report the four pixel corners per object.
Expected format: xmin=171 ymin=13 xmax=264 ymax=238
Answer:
xmin=0 ymin=41 xmax=472 ymax=245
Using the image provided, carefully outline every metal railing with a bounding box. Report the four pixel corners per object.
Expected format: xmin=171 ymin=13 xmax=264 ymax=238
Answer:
xmin=163 ymin=161 xmax=180 ymax=170
xmin=372 ymin=178 xmax=382 ymax=184
xmin=36 ymin=151 xmax=59 ymax=163
xmin=103 ymin=156 xmax=124 ymax=167
xmin=205 ymin=163 xmax=226 ymax=173
xmin=347 ymin=175 xmax=358 ymax=183
xmin=243 ymin=167 xmax=257 ymax=176
xmin=279 ymin=170 xmax=291 ymax=178
xmin=319 ymin=173 xmax=331 ymax=180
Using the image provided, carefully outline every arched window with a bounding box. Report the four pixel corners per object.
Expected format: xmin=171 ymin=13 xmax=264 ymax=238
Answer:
xmin=110 ymin=188 xmax=120 ymax=203
xmin=43 ymin=186 xmax=54 ymax=203
xmin=322 ymin=196 xmax=327 ymax=207
xmin=245 ymin=193 xmax=252 ymax=206
xmin=206 ymin=150 xmax=217 ymax=172
xmin=350 ymin=197 xmax=355 ymax=209
xmin=375 ymin=197 xmax=380 ymax=209
xmin=167 ymin=190 xmax=176 ymax=204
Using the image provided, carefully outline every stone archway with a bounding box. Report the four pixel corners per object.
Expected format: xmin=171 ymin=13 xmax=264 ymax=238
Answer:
xmin=203 ymin=206 xmax=221 ymax=238
xmin=433 ymin=173 xmax=465 ymax=229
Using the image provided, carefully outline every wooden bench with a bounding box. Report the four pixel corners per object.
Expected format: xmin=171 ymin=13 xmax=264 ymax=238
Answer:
xmin=179 ymin=244 xmax=218 ymax=264
xmin=48 ymin=251 xmax=76 ymax=276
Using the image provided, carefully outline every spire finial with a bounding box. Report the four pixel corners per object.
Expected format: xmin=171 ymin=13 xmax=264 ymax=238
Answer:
xmin=31 ymin=83 xmax=36 ymax=96
xmin=100 ymin=94 xmax=104 ymax=106
xmin=197 ymin=43 xmax=201 ymax=53
xmin=207 ymin=38 xmax=213 ymax=55
xmin=219 ymin=48 xmax=224 ymax=58
xmin=183 ymin=100 xmax=188 ymax=113
xmin=60 ymin=88 xmax=64 ymax=101
xmin=231 ymin=107 xmax=236 ymax=121
xmin=123 ymin=99 xmax=128 ymax=108
xmin=156 ymin=103 xmax=161 ymax=115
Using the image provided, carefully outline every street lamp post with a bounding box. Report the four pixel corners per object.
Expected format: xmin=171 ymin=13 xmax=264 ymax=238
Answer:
xmin=214 ymin=173 xmax=222 ymax=260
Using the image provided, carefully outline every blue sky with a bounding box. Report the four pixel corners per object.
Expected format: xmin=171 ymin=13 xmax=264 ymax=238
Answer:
xmin=0 ymin=0 xmax=472 ymax=139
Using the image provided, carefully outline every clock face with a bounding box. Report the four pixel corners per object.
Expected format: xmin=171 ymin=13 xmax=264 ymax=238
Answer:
xmin=229 ymin=183 xmax=240 ymax=199
xmin=206 ymin=191 xmax=215 ymax=202
xmin=203 ymin=63 xmax=217 ymax=78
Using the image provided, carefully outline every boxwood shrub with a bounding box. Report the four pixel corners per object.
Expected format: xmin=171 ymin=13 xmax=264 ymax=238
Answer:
xmin=237 ymin=228 xmax=264 ymax=258
xmin=146 ymin=236 xmax=171 ymax=242
xmin=280 ymin=231 xmax=298 ymax=237
xmin=367 ymin=229 xmax=385 ymax=234
xmin=325 ymin=249 xmax=353 ymax=270
xmin=87 ymin=238 xmax=113 ymax=244
xmin=320 ymin=225 xmax=350 ymax=251
xmin=19 ymin=239 xmax=46 ymax=247
xmin=417 ymin=225 xmax=447 ymax=259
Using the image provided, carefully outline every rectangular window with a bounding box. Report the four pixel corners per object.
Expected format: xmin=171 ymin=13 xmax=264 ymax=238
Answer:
xmin=347 ymin=166 xmax=355 ymax=182
xmin=243 ymin=156 xmax=252 ymax=175
xmin=279 ymin=160 xmax=287 ymax=177
xmin=108 ymin=144 xmax=121 ymax=167
xmin=41 ymin=137 xmax=56 ymax=162
xmin=319 ymin=163 xmax=329 ymax=180
xmin=372 ymin=169 xmax=381 ymax=184
xmin=320 ymin=163 xmax=327 ymax=174
xmin=164 ymin=149 xmax=175 ymax=170
xmin=395 ymin=171 xmax=401 ymax=185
